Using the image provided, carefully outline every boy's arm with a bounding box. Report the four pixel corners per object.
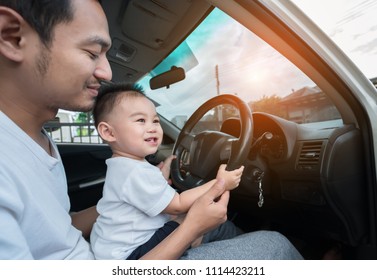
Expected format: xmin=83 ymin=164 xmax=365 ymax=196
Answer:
xmin=162 ymin=164 xmax=244 ymax=215
xmin=162 ymin=179 xmax=216 ymax=215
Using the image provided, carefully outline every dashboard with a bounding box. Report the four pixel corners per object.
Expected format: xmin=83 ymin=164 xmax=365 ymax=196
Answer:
xmin=226 ymin=112 xmax=368 ymax=246
xmin=251 ymin=113 xmax=289 ymax=162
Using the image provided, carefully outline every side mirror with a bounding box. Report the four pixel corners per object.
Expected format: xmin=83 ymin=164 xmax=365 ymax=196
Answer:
xmin=149 ymin=66 xmax=185 ymax=90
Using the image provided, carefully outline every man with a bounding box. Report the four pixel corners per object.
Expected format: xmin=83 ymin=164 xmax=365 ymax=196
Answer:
xmin=0 ymin=0 xmax=302 ymax=260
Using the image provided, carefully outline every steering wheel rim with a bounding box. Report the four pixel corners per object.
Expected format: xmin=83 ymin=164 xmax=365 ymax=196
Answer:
xmin=171 ymin=94 xmax=253 ymax=191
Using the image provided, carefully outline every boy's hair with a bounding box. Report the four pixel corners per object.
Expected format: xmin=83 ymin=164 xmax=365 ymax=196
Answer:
xmin=93 ymin=82 xmax=145 ymax=128
xmin=0 ymin=0 xmax=74 ymax=47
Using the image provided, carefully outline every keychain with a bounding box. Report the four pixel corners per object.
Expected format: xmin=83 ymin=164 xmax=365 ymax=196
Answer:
xmin=253 ymin=169 xmax=265 ymax=207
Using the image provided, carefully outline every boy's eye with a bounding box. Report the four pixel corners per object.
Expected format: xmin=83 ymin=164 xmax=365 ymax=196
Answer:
xmin=136 ymin=119 xmax=145 ymax=123
xmin=153 ymin=119 xmax=160 ymax=124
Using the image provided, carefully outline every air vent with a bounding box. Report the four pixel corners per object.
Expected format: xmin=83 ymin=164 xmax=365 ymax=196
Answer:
xmin=297 ymin=141 xmax=323 ymax=170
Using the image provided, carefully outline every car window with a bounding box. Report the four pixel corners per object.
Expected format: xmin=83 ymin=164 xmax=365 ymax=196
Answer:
xmin=44 ymin=110 xmax=102 ymax=144
xmin=138 ymin=8 xmax=342 ymax=129
xmin=291 ymin=0 xmax=377 ymax=81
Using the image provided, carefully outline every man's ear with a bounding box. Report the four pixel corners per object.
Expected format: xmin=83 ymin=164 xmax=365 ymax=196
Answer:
xmin=97 ymin=122 xmax=116 ymax=143
xmin=0 ymin=7 xmax=26 ymax=62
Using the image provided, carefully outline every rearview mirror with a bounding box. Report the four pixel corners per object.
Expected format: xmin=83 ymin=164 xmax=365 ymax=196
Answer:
xmin=149 ymin=66 xmax=185 ymax=90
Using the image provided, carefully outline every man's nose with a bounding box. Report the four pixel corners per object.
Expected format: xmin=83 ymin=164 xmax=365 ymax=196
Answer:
xmin=94 ymin=54 xmax=112 ymax=81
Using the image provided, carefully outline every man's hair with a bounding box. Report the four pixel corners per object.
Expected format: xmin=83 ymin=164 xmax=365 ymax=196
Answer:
xmin=0 ymin=0 xmax=74 ymax=47
xmin=93 ymin=82 xmax=145 ymax=128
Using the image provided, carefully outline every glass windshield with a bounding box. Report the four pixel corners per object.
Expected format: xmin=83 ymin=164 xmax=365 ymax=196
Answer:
xmin=138 ymin=8 xmax=341 ymax=128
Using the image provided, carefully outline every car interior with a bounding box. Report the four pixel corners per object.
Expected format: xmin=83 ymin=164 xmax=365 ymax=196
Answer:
xmin=53 ymin=0 xmax=377 ymax=259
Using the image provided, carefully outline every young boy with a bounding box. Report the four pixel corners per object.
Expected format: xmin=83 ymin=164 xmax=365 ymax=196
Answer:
xmin=90 ymin=83 xmax=244 ymax=260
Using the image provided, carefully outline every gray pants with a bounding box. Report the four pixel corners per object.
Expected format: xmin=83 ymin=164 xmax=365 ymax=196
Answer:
xmin=201 ymin=220 xmax=243 ymax=244
xmin=180 ymin=222 xmax=303 ymax=260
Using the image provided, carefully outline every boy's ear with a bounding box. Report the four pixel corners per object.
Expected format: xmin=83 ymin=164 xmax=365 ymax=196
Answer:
xmin=97 ymin=122 xmax=116 ymax=143
xmin=0 ymin=7 xmax=27 ymax=62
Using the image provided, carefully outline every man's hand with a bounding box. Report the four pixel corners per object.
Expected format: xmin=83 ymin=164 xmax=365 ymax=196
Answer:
xmin=140 ymin=179 xmax=229 ymax=260
xmin=183 ymin=179 xmax=229 ymax=236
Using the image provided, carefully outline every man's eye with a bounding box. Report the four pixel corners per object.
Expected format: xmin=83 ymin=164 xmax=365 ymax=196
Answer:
xmin=87 ymin=51 xmax=99 ymax=60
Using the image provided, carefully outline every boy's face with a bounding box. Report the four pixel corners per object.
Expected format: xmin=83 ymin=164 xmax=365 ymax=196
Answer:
xmin=108 ymin=95 xmax=163 ymax=160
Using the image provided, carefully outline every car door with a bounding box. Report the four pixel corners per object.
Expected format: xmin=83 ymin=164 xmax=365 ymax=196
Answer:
xmin=58 ymin=143 xmax=111 ymax=212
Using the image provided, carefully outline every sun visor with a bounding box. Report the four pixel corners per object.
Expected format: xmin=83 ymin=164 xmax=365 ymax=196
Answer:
xmin=120 ymin=0 xmax=192 ymax=49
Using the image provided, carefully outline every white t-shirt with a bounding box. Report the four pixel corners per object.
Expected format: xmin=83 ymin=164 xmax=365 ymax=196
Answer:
xmin=90 ymin=157 xmax=176 ymax=259
xmin=0 ymin=111 xmax=93 ymax=259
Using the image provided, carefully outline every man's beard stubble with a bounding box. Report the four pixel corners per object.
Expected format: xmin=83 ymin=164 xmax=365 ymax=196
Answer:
xmin=35 ymin=48 xmax=95 ymax=113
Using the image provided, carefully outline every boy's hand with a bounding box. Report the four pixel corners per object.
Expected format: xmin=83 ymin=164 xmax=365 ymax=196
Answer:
xmin=157 ymin=155 xmax=176 ymax=182
xmin=216 ymin=164 xmax=244 ymax=191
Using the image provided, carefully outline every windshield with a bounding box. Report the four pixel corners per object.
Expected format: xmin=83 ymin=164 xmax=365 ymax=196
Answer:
xmin=138 ymin=8 xmax=341 ymax=128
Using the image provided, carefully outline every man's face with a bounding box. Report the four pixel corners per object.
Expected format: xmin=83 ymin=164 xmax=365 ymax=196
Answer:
xmin=32 ymin=0 xmax=112 ymax=114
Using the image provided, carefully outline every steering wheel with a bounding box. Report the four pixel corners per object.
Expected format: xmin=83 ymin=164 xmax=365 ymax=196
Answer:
xmin=171 ymin=94 xmax=253 ymax=192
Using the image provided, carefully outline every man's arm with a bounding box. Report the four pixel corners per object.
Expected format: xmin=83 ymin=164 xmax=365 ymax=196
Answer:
xmin=70 ymin=205 xmax=98 ymax=239
xmin=141 ymin=179 xmax=229 ymax=259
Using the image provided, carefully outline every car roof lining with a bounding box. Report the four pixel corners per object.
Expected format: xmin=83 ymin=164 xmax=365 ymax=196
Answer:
xmin=101 ymin=0 xmax=213 ymax=83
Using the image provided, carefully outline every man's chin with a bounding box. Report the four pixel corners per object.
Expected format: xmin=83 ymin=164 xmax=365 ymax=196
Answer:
xmin=61 ymin=100 xmax=95 ymax=113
